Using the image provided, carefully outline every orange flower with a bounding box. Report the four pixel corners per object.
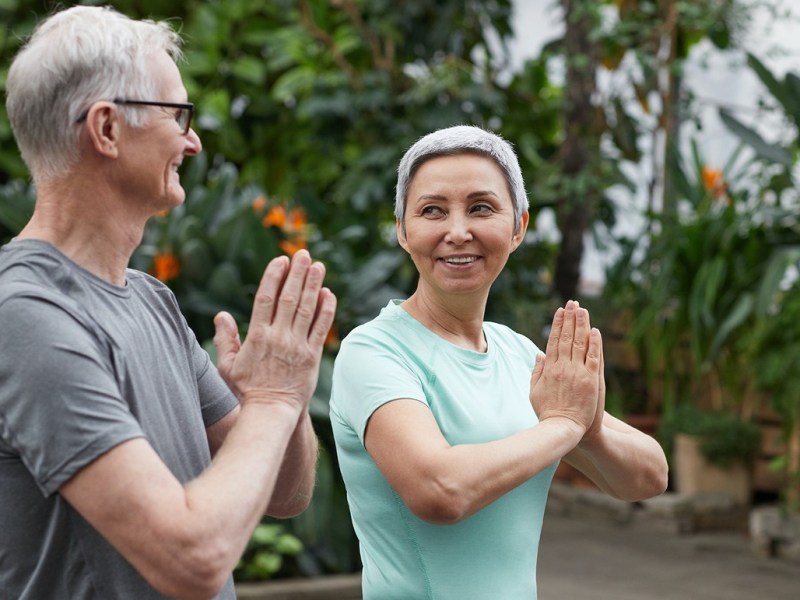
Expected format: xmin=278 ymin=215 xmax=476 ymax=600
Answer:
xmin=262 ymin=205 xmax=287 ymax=229
xmin=279 ymin=238 xmax=307 ymax=256
xmin=252 ymin=194 xmax=267 ymax=214
xmin=152 ymin=252 xmax=181 ymax=282
xmin=701 ymin=166 xmax=727 ymax=201
xmin=288 ymin=207 xmax=307 ymax=231
xmin=324 ymin=322 xmax=339 ymax=349
xmin=155 ymin=209 xmax=171 ymax=218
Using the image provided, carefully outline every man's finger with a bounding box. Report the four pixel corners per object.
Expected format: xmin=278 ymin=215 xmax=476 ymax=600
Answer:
xmin=308 ymin=288 xmax=337 ymax=349
xmin=293 ymin=261 xmax=326 ymax=335
xmin=213 ymin=311 xmax=240 ymax=372
xmin=250 ymin=255 xmax=290 ymax=326
xmin=273 ymin=250 xmax=312 ymax=329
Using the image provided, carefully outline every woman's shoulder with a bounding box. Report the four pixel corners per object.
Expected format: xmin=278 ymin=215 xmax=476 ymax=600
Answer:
xmin=341 ymin=300 xmax=419 ymax=346
xmin=484 ymin=321 xmax=541 ymax=356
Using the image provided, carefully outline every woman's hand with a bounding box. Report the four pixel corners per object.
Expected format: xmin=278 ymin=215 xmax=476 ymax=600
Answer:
xmin=529 ymin=300 xmax=603 ymax=435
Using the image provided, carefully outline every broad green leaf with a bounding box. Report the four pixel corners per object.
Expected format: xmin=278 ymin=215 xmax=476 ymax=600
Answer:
xmin=718 ymin=109 xmax=792 ymax=167
xmin=708 ymin=293 xmax=754 ymax=361
xmin=232 ymin=56 xmax=267 ymax=85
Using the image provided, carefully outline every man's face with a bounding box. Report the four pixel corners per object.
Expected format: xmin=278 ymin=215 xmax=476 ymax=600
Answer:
xmin=117 ymin=51 xmax=202 ymax=215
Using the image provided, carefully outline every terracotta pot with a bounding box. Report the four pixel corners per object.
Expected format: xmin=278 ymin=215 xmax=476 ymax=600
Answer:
xmin=673 ymin=433 xmax=751 ymax=505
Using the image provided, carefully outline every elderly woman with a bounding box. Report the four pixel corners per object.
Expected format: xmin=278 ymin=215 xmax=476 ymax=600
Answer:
xmin=330 ymin=125 xmax=667 ymax=600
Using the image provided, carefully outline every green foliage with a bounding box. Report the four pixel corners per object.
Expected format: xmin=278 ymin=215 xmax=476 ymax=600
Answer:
xmin=718 ymin=53 xmax=800 ymax=513
xmin=606 ymin=139 xmax=800 ymax=414
xmin=2 ymin=0 xmax=778 ymax=569
xmin=131 ymin=155 xmax=292 ymax=342
xmin=132 ymin=158 xmax=367 ymax=576
xmin=748 ymin=285 xmax=800 ymax=426
xmin=0 ymin=179 xmax=34 ymax=244
xmin=1 ymin=2 xmax=561 ymax=328
xmin=747 ymin=282 xmax=800 ymax=512
xmin=659 ymin=404 xmax=762 ymax=468
xmin=234 ymin=523 xmax=304 ymax=582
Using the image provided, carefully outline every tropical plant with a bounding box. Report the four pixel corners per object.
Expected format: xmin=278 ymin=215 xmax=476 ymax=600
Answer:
xmin=747 ymin=281 xmax=800 ymax=513
xmin=606 ymin=140 xmax=799 ymax=419
xmin=233 ymin=522 xmax=304 ymax=582
xmin=659 ymin=403 xmax=762 ymax=469
xmin=716 ymin=51 xmax=800 ymax=514
xmin=130 ymin=155 xmax=366 ymax=577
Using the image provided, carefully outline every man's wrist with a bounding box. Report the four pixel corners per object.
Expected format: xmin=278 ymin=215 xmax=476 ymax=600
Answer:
xmin=239 ymin=398 xmax=304 ymax=423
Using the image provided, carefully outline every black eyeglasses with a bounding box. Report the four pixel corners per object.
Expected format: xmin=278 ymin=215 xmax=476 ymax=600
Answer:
xmin=76 ymin=99 xmax=194 ymax=135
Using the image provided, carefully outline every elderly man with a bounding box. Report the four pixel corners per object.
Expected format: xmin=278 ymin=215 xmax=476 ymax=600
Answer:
xmin=0 ymin=6 xmax=335 ymax=599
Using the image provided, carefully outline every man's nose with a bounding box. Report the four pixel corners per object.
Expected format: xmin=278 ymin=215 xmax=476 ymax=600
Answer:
xmin=184 ymin=127 xmax=203 ymax=155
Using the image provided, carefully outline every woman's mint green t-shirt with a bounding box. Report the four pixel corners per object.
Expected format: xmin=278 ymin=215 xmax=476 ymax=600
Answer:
xmin=330 ymin=301 xmax=558 ymax=600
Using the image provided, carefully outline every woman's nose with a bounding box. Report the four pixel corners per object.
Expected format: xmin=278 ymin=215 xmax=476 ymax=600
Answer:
xmin=445 ymin=215 xmax=473 ymax=245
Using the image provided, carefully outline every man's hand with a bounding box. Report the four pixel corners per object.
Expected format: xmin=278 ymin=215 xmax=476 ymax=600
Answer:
xmin=213 ymin=250 xmax=337 ymax=412
xmin=529 ymin=300 xmax=602 ymax=434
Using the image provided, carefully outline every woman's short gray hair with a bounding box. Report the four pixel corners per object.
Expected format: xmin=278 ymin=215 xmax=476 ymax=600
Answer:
xmin=395 ymin=125 xmax=529 ymax=234
xmin=5 ymin=5 xmax=182 ymax=182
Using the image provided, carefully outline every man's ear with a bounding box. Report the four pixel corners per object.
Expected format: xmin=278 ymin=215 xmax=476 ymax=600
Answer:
xmin=84 ymin=102 xmax=120 ymax=159
xmin=511 ymin=210 xmax=530 ymax=252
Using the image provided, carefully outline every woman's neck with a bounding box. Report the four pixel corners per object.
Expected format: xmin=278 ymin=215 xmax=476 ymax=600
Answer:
xmin=401 ymin=289 xmax=488 ymax=352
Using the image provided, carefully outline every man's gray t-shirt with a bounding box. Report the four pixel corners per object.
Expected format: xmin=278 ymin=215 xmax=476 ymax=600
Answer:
xmin=0 ymin=239 xmax=239 ymax=599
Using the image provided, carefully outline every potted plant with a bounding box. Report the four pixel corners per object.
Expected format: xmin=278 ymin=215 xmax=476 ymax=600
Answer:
xmin=745 ymin=280 xmax=800 ymax=559
xmin=660 ymin=404 xmax=761 ymax=504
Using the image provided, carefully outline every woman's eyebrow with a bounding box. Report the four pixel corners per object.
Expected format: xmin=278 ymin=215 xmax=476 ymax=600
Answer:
xmin=467 ymin=190 xmax=499 ymax=199
xmin=415 ymin=193 xmax=448 ymax=203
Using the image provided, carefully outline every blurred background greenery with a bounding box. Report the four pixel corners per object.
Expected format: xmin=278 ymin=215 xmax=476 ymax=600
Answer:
xmin=2 ymin=0 xmax=800 ymax=579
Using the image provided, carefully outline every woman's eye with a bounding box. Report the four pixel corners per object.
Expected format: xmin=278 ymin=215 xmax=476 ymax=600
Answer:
xmin=471 ymin=204 xmax=493 ymax=214
xmin=421 ymin=206 xmax=444 ymax=216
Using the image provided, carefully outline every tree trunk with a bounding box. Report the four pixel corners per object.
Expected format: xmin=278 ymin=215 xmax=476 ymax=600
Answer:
xmin=553 ymin=0 xmax=601 ymax=302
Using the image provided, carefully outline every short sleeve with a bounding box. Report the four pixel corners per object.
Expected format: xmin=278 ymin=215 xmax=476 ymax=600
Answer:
xmin=331 ymin=330 xmax=428 ymax=445
xmin=0 ymin=295 xmax=143 ymax=496
xmin=189 ymin=329 xmax=238 ymax=428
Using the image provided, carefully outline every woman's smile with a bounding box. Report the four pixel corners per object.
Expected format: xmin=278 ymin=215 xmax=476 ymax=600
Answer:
xmin=398 ymin=153 xmax=526 ymax=300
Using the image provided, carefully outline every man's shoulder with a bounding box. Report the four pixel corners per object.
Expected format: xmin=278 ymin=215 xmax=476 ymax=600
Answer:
xmin=0 ymin=240 xmax=79 ymax=307
xmin=0 ymin=239 xmax=62 ymax=283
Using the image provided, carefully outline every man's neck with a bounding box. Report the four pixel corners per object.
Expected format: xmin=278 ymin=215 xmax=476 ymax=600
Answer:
xmin=19 ymin=179 xmax=147 ymax=286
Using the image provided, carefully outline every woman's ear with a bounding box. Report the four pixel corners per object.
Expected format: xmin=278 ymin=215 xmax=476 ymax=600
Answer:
xmin=396 ymin=218 xmax=410 ymax=253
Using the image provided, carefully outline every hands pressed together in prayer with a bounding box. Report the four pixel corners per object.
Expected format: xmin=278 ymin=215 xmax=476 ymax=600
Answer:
xmin=530 ymin=300 xmax=605 ymax=440
xmin=213 ymin=249 xmax=337 ymax=413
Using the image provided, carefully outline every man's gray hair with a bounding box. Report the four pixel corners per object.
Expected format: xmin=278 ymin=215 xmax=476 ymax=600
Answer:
xmin=395 ymin=125 xmax=529 ymax=234
xmin=5 ymin=5 xmax=182 ymax=182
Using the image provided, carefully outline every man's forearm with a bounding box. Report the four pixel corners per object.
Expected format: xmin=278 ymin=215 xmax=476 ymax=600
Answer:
xmin=185 ymin=401 xmax=305 ymax=555
xmin=266 ymin=411 xmax=319 ymax=517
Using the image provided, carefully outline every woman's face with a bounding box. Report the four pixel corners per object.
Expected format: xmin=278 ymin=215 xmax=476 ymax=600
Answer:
xmin=397 ymin=153 xmax=528 ymax=301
